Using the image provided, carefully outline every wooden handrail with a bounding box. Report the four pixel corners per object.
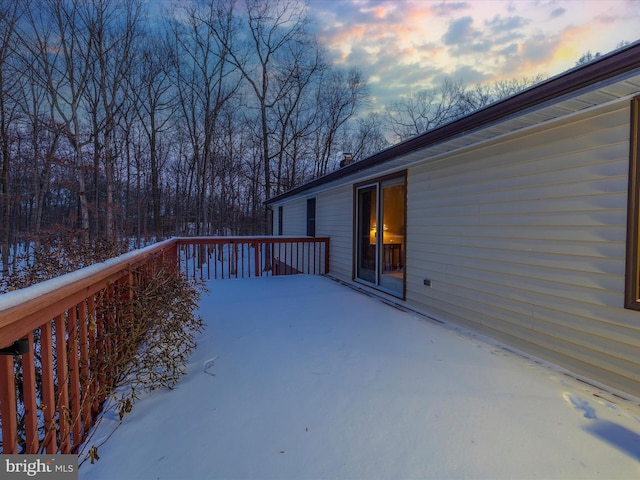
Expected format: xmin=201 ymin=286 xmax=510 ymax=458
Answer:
xmin=0 ymin=236 xmax=329 ymax=455
xmin=0 ymin=239 xmax=177 ymax=347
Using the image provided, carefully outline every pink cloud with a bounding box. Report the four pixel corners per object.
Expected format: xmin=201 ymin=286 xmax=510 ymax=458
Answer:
xmin=307 ymin=0 xmax=639 ymax=109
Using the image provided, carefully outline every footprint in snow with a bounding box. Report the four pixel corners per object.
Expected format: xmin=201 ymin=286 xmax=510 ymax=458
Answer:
xmin=563 ymin=392 xmax=597 ymax=419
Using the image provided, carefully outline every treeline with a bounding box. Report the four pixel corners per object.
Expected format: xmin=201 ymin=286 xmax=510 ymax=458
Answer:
xmin=0 ymin=0 xmax=546 ymax=275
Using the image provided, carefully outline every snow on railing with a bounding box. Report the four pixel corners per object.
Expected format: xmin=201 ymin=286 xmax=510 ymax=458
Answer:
xmin=0 ymin=236 xmax=329 ymax=454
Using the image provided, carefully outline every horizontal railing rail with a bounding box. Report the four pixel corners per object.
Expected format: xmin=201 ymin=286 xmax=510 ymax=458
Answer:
xmin=0 ymin=236 xmax=329 ymax=455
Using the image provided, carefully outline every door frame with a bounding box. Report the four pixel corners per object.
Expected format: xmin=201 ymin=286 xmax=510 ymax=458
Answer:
xmin=353 ymin=171 xmax=407 ymax=299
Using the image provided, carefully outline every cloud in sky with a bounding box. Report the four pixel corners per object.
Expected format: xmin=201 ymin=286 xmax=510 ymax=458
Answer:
xmin=307 ymin=0 xmax=640 ymax=109
xmin=431 ymin=2 xmax=471 ymax=17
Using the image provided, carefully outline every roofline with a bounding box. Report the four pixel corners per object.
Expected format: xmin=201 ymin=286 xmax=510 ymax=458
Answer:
xmin=265 ymin=40 xmax=640 ymax=205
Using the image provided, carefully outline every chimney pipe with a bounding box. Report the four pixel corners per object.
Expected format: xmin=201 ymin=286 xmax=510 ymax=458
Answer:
xmin=339 ymin=152 xmax=353 ymax=168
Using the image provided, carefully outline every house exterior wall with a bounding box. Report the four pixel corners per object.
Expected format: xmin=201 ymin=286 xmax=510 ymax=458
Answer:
xmin=406 ymin=101 xmax=640 ymax=397
xmin=270 ymin=99 xmax=640 ymax=398
xmin=271 ymin=186 xmax=353 ymax=278
xmin=279 ymin=199 xmax=307 ymax=236
xmin=317 ymin=185 xmax=353 ymax=280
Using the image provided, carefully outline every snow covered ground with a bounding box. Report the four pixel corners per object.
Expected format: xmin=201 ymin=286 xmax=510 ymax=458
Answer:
xmin=79 ymin=275 xmax=640 ymax=479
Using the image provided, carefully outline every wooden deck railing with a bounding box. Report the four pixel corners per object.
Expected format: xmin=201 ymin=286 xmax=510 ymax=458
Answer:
xmin=177 ymin=237 xmax=330 ymax=280
xmin=0 ymin=236 xmax=329 ymax=454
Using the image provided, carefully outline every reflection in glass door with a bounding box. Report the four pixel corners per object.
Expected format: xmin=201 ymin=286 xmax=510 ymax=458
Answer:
xmin=355 ymin=177 xmax=405 ymax=297
xmin=356 ymin=185 xmax=377 ymax=284
xmin=379 ymin=179 xmax=405 ymax=294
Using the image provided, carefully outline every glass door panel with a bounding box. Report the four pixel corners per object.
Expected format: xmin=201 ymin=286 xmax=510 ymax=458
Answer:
xmin=356 ymin=186 xmax=377 ymax=284
xmin=379 ymin=180 xmax=405 ymax=295
xmin=355 ymin=177 xmax=405 ymax=298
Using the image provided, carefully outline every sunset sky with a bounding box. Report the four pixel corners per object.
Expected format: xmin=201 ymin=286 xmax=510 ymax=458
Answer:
xmin=306 ymin=0 xmax=640 ymax=108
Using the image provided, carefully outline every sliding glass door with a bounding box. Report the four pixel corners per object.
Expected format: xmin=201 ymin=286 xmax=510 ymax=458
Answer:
xmin=355 ymin=175 xmax=406 ymax=297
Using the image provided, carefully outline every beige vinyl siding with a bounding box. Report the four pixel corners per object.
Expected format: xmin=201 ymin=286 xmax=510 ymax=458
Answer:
xmin=317 ymin=185 xmax=353 ymax=281
xmin=280 ymin=199 xmax=307 ymax=236
xmin=406 ymin=101 xmax=640 ymax=397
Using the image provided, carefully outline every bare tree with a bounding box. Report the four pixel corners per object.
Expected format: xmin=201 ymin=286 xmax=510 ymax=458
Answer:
xmin=576 ymin=51 xmax=601 ymax=67
xmin=271 ymin=35 xmax=326 ymax=192
xmin=129 ymin=34 xmax=176 ymax=236
xmin=168 ymin=0 xmax=241 ymax=235
xmin=213 ymin=0 xmax=312 ymax=203
xmin=489 ymin=75 xmax=545 ymax=99
xmin=83 ymin=0 xmax=144 ymax=239
xmin=0 ymin=0 xmax=23 ymax=273
xmin=384 ymin=77 xmax=466 ymax=142
xmin=2 ymin=0 xmax=560 ymax=267
xmin=385 ymin=75 xmax=547 ymax=144
xmin=461 ymin=74 xmax=544 ymax=113
xmin=312 ymin=67 xmax=369 ymax=176
xmin=17 ymin=72 xmax=62 ymax=237
xmin=342 ymin=112 xmax=389 ymax=164
xmin=22 ymin=0 xmax=97 ymax=241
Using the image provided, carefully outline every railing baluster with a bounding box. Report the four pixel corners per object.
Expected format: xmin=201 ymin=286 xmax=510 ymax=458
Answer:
xmin=22 ymin=331 xmax=39 ymax=453
xmin=183 ymin=244 xmax=188 ymax=278
xmin=313 ymin=242 xmax=317 ymax=274
xmin=79 ymin=299 xmax=92 ymax=437
xmin=214 ymin=243 xmax=219 ymax=279
xmin=68 ymin=306 xmax=81 ymax=451
xmin=41 ymin=319 xmax=57 ymax=453
xmin=104 ymin=286 xmax=114 ymax=393
xmin=245 ymin=242 xmax=249 ymax=277
xmin=224 ymin=241 xmax=228 ymax=278
xmin=200 ymin=244 xmax=205 ymax=281
xmin=234 ymin=242 xmax=239 ymax=278
xmin=0 ymin=354 xmax=18 ymax=453
xmin=55 ymin=313 xmax=70 ymax=453
xmin=88 ymin=295 xmax=100 ymax=422
xmin=254 ymin=240 xmax=260 ymax=277
xmin=95 ymin=293 xmax=107 ymax=414
xmin=289 ymin=242 xmax=293 ymax=274
xmin=191 ymin=244 xmax=196 ymax=280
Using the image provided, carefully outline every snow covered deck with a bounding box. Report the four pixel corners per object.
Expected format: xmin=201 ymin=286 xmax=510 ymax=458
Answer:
xmin=80 ymin=275 xmax=640 ymax=479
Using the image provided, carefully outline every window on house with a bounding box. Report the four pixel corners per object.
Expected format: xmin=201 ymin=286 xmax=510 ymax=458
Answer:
xmin=355 ymin=173 xmax=406 ymax=298
xmin=625 ymin=96 xmax=640 ymax=310
xmin=307 ymin=198 xmax=316 ymax=237
xmin=278 ymin=206 xmax=283 ymax=236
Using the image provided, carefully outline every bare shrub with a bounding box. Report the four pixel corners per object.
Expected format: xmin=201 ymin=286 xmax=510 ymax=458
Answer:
xmin=115 ymin=263 xmax=206 ymax=399
xmin=0 ymin=228 xmax=129 ymax=292
xmin=1 ymin=231 xmax=206 ymax=456
xmin=78 ymin=264 xmax=206 ymax=463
